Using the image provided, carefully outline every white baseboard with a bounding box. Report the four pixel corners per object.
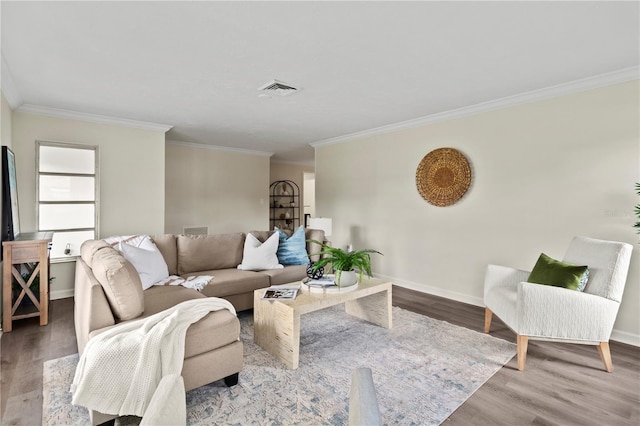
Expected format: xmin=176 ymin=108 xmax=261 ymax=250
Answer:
xmin=376 ymin=273 xmax=640 ymax=347
xmin=610 ymin=330 xmax=640 ymax=347
xmin=51 ymin=289 xmax=74 ymax=300
xmin=375 ymin=273 xmax=484 ymax=307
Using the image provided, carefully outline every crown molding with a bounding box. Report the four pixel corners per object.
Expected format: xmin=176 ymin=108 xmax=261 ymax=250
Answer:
xmin=0 ymin=53 xmax=23 ymax=109
xmin=167 ymin=140 xmax=273 ymax=157
xmin=311 ymin=66 xmax=640 ymax=148
xmin=270 ymin=159 xmax=315 ymax=167
xmin=16 ymin=104 xmax=173 ymax=132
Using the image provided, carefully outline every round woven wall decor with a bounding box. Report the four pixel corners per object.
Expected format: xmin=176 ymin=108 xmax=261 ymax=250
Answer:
xmin=416 ymin=148 xmax=472 ymax=207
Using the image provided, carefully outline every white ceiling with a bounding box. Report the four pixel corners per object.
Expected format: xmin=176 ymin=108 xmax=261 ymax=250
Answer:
xmin=1 ymin=1 xmax=639 ymax=163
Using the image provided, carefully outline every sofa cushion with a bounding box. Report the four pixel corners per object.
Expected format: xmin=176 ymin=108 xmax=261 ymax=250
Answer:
xmin=182 ymin=308 xmax=240 ymax=359
xmin=186 ymin=268 xmax=270 ymax=298
xmin=80 ymin=239 xmax=111 ymax=268
xmin=91 ymin=246 xmax=144 ymax=320
xmin=91 ymin=285 xmax=240 ymax=359
xmin=249 ymin=230 xmax=274 ymax=243
xmin=151 ymin=234 xmax=178 ymax=276
xmin=177 ymin=233 xmax=245 ymax=274
xmin=140 ymin=285 xmax=206 ymax=316
xmin=261 ymin=265 xmax=308 ymax=286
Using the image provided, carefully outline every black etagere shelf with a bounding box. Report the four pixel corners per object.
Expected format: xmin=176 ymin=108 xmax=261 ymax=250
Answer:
xmin=270 ymin=180 xmax=300 ymax=231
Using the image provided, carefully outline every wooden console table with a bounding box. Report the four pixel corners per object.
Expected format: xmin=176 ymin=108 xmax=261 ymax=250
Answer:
xmin=2 ymin=232 xmax=53 ymax=332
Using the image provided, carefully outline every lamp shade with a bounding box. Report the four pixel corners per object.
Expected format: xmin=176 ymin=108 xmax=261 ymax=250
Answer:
xmin=307 ymin=217 xmax=332 ymax=237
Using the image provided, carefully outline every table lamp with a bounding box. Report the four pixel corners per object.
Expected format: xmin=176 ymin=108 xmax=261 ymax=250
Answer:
xmin=307 ymin=217 xmax=332 ymax=240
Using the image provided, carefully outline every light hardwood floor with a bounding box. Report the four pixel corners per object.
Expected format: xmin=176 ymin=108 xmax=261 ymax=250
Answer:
xmin=1 ymin=287 xmax=639 ymax=425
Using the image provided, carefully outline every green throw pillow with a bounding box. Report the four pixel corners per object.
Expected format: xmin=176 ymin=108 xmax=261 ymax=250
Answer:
xmin=528 ymin=253 xmax=588 ymax=291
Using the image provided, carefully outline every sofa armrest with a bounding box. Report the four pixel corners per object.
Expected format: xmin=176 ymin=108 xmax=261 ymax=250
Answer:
xmin=74 ymin=258 xmax=116 ymax=354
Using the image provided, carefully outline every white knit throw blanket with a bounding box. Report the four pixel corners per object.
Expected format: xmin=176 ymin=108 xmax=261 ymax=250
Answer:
xmin=71 ymin=298 xmax=236 ymax=425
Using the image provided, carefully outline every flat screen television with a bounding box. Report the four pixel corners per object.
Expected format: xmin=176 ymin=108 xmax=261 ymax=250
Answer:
xmin=2 ymin=145 xmax=21 ymax=246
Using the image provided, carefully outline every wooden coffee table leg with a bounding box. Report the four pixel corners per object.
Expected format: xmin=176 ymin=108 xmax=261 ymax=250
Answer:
xmin=345 ymin=285 xmax=392 ymax=329
xmin=254 ymin=295 xmax=301 ymax=369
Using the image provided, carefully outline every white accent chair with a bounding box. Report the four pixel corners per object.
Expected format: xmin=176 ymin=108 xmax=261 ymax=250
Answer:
xmin=483 ymin=236 xmax=633 ymax=372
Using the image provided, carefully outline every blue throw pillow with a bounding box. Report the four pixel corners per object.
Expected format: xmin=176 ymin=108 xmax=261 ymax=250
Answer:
xmin=276 ymin=226 xmax=309 ymax=265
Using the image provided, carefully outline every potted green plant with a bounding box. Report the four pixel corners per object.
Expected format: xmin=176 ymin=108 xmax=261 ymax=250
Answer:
xmin=308 ymin=240 xmax=382 ymax=287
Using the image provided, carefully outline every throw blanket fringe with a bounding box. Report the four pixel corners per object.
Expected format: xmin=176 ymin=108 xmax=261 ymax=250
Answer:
xmin=154 ymin=275 xmax=213 ymax=292
xmin=71 ymin=298 xmax=236 ymax=424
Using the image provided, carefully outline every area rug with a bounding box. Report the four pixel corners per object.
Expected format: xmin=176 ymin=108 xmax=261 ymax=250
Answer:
xmin=43 ymin=306 xmax=515 ymax=425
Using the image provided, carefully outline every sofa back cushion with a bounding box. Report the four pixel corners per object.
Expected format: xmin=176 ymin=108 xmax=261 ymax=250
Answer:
xmin=80 ymin=239 xmax=111 ymax=267
xmin=249 ymin=230 xmax=273 ymax=243
xmin=151 ymin=234 xmax=178 ymax=275
xmin=177 ymin=233 xmax=245 ymax=274
xmin=89 ymin=245 xmax=144 ymax=320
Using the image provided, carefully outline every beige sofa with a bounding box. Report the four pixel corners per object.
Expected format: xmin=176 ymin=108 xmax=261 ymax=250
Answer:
xmin=74 ymin=228 xmax=324 ymax=423
xmin=151 ymin=228 xmax=325 ymax=312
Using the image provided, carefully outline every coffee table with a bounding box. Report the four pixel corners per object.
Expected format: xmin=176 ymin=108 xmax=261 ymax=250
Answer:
xmin=253 ymin=278 xmax=392 ymax=369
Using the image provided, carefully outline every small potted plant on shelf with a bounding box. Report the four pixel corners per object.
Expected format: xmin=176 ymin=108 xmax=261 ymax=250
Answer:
xmin=307 ymin=240 xmax=382 ymax=287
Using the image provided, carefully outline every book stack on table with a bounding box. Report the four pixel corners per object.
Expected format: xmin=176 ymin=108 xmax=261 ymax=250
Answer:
xmin=261 ymin=284 xmax=299 ymax=300
xmin=302 ymin=275 xmax=358 ymax=293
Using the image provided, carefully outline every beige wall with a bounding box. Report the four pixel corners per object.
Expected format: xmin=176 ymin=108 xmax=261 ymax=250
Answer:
xmin=1 ymin=93 xmax=11 ymax=151
xmin=270 ymin=161 xmax=315 ymax=227
xmin=0 ymin=92 xmax=14 ymax=326
xmin=165 ymin=143 xmax=270 ymax=234
xmin=315 ymin=80 xmax=640 ymax=345
xmin=12 ymin=111 xmax=166 ymax=298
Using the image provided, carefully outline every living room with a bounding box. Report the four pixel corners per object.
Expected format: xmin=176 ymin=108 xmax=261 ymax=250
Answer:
xmin=1 ymin=1 xmax=639 ymax=425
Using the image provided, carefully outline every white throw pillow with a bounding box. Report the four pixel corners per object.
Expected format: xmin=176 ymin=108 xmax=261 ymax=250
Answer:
xmin=119 ymin=241 xmax=170 ymax=290
xmin=237 ymin=232 xmax=283 ymax=271
xmin=104 ymin=234 xmax=149 ymax=248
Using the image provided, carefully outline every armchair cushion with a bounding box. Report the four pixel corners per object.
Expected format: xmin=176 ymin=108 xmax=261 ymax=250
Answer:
xmin=562 ymin=236 xmax=633 ymax=302
xmin=528 ymin=253 xmax=588 ymax=291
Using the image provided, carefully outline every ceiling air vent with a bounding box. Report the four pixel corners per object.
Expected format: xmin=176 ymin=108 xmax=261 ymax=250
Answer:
xmin=258 ymin=79 xmax=300 ymax=97
xmin=183 ymin=226 xmax=208 ymax=236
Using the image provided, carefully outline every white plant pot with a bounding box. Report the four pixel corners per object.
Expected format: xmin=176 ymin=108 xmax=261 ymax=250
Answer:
xmin=335 ymin=270 xmax=358 ymax=287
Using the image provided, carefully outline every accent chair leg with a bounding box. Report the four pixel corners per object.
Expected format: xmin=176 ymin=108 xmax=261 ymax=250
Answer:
xmin=597 ymin=341 xmax=614 ymax=372
xmin=484 ymin=308 xmax=493 ymax=333
xmin=224 ymin=372 xmax=239 ymax=387
xmin=516 ymin=334 xmax=528 ymax=371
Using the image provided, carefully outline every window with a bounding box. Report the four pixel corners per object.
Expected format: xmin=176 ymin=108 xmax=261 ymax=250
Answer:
xmin=37 ymin=141 xmax=99 ymax=261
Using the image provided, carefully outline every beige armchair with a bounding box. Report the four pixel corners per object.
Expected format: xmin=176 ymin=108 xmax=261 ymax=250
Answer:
xmin=484 ymin=236 xmax=633 ymax=372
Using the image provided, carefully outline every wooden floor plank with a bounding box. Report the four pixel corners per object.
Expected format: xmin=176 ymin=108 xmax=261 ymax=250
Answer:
xmin=1 ymin=287 xmax=638 ymax=425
